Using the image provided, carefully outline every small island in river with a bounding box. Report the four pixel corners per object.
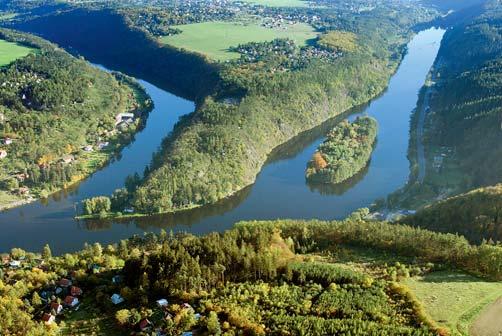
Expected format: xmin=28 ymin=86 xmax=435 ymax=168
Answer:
xmin=306 ymin=116 xmax=377 ymax=184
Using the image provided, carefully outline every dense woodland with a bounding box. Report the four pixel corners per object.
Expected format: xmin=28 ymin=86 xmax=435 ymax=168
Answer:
xmin=306 ymin=117 xmax=377 ymax=184
xmin=2 ymin=213 xmax=501 ymax=335
xmin=403 ymin=184 xmax=502 ymax=244
xmin=0 ymin=28 xmax=151 ymax=203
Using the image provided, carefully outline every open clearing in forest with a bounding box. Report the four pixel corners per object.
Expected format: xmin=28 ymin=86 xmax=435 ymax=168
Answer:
xmin=405 ymin=271 xmax=502 ymax=335
xmin=0 ymin=39 xmax=34 ymax=66
xmin=161 ymin=21 xmax=317 ymax=61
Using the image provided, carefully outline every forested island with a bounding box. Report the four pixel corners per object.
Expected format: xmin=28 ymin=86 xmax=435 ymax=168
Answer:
xmin=0 ymin=28 xmax=152 ymax=210
xmin=306 ymin=117 xmax=377 ymax=184
xmin=1 ymin=210 xmax=501 ymax=335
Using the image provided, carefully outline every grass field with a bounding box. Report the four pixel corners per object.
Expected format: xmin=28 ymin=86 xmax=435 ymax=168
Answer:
xmin=0 ymin=39 xmax=34 ymax=66
xmin=405 ymin=271 xmax=502 ymax=335
xmin=238 ymin=0 xmax=311 ymax=7
xmin=161 ymin=21 xmax=317 ymax=61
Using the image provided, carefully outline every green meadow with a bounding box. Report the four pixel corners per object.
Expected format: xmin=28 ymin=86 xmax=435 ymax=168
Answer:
xmin=405 ymin=271 xmax=502 ymax=335
xmin=161 ymin=21 xmax=317 ymax=61
xmin=0 ymin=39 xmax=34 ymax=66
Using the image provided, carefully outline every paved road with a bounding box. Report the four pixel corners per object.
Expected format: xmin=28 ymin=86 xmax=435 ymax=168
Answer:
xmin=470 ymin=296 xmax=502 ymax=336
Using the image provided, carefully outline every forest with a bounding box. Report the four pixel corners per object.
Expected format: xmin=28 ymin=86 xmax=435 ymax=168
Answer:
xmin=306 ymin=117 xmax=377 ymax=184
xmin=0 ymin=28 xmax=151 ymax=206
xmin=5 ymin=1 xmax=437 ymax=215
xmin=402 ymin=184 xmax=502 ymax=244
xmin=2 ymin=212 xmax=500 ymax=335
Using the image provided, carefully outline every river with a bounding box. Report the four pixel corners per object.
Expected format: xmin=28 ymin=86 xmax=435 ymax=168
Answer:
xmin=0 ymin=28 xmax=444 ymax=254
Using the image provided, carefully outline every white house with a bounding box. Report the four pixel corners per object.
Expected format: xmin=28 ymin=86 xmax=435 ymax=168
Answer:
xmin=50 ymin=302 xmax=63 ymax=315
xmin=9 ymin=260 xmax=21 ymax=268
xmin=156 ymin=299 xmax=168 ymax=308
xmin=0 ymin=150 xmax=7 ymax=159
xmin=111 ymin=293 xmax=124 ymax=305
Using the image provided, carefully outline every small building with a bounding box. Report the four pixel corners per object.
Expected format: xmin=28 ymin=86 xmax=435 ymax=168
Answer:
xmin=156 ymin=299 xmax=168 ymax=308
xmin=50 ymin=302 xmax=63 ymax=315
xmin=42 ymin=313 xmax=55 ymax=325
xmin=70 ymin=286 xmax=83 ymax=296
xmin=0 ymin=150 xmax=7 ymax=159
xmin=61 ymin=154 xmax=74 ymax=164
xmin=137 ymin=318 xmax=152 ymax=332
xmin=3 ymin=137 xmax=12 ymax=145
xmin=9 ymin=260 xmax=21 ymax=268
xmin=83 ymin=145 xmax=94 ymax=152
xmin=59 ymin=278 xmax=72 ymax=288
xmin=115 ymin=112 xmax=135 ymax=125
xmin=97 ymin=141 xmax=109 ymax=150
xmin=111 ymin=293 xmax=124 ymax=305
xmin=64 ymin=295 xmax=79 ymax=307
xmin=55 ymin=287 xmax=63 ymax=295
xmin=17 ymin=187 xmax=30 ymax=196
xmin=112 ymin=275 xmax=123 ymax=284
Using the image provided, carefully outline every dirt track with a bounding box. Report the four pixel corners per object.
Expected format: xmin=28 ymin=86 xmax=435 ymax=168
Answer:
xmin=470 ymin=296 xmax=502 ymax=336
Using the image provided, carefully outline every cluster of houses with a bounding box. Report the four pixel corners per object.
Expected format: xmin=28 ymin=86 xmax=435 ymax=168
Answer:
xmin=0 ymin=137 xmax=12 ymax=160
xmin=38 ymin=277 xmax=83 ymax=326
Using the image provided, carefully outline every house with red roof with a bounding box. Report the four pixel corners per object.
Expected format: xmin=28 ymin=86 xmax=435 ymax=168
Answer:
xmin=70 ymin=286 xmax=83 ymax=296
xmin=64 ymin=295 xmax=79 ymax=308
xmin=42 ymin=313 xmax=55 ymax=325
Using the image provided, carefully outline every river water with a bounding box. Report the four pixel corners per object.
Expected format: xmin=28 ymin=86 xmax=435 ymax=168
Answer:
xmin=0 ymin=28 xmax=444 ymax=254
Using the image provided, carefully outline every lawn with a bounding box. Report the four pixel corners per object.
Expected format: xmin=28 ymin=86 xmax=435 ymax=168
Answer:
xmin=161 ymin=21 xmax=317 ymax=61
xmin=405 ymin=271 xmax=502 ymax=335
xmin=0 ymin=190 xmax=22 ymax=210
xmin=0 ymin=39 xmax=34 ymax=66
xmin=238 ymin=0 xmax=312 ymax=7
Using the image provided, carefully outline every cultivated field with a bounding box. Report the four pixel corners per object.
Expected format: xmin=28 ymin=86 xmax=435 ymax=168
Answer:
xmin=0 ymin=39 xmax=33 ymax=66
xmin=161 ymin=21 xmax=317 ymax=61
xmin=405 ymin=271 xmax=502 ymax=335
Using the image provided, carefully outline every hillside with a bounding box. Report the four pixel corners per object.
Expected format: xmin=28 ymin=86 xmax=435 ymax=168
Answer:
xmin=0 ymin=28 xmax=152 ymax=209
xmin=387 ymin=1 xmax=502 ymax=211
xmin=1 ymin=213 xmax=501 ymax=335
xmin=402 ymin=184 xmax=502 ymax=244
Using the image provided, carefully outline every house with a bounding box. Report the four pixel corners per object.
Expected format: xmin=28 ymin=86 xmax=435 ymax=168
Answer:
xmin=50 ymin=302 xmax=63 ymax=315
xmin=137 ymin=318 xmax=152 ymax=332
xmin=83 ymin=145 xmax=94 ymax=152
xmin=58 ymin=278 xmax=72 ymax=288
xmin=115 ymin=112 xmax=135 ymax=125
xmin=61 ymin=154 xmax=74 ymax=164
xmin=156 ymin=299 xmax=168 ymax=308
xmin=112 ymin=275 xmax=123 ymax=284
xmin=3 ymin=137 xmax=12 ymax=145
xmin=97 ymin=141 xmax=109 ymax=150
xmin=17 ymin=187 xmax=29 ymax=196
xmin=70 ymin=286 xmax=83 ymax=296
xmin=42 ymin=313 xmax=55 ymax=325
xmin=9 ymin=260 xmax=21 ymax=268
xmin=111 ymin=293 xmax=124 ymax=305
xmin=64 ymin=295 xmax=79 ymax=307
xmin=55 ymin=287 xmax=63 ymax=295
xmin=182 ymin=303 xmax=193 ymax=310
xmin=0 ymin=150 xmax=7 ymax=159
xmin=182 ymin=332 xmax=193 ymax=336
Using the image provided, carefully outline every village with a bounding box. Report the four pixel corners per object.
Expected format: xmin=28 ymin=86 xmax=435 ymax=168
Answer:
xmin=0 ymin=249 xmax=201 ymax=335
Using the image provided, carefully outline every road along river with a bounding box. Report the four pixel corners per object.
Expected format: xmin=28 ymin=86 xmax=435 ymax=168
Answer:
xmin=0 ymin=28 xmax=444 ymax=254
